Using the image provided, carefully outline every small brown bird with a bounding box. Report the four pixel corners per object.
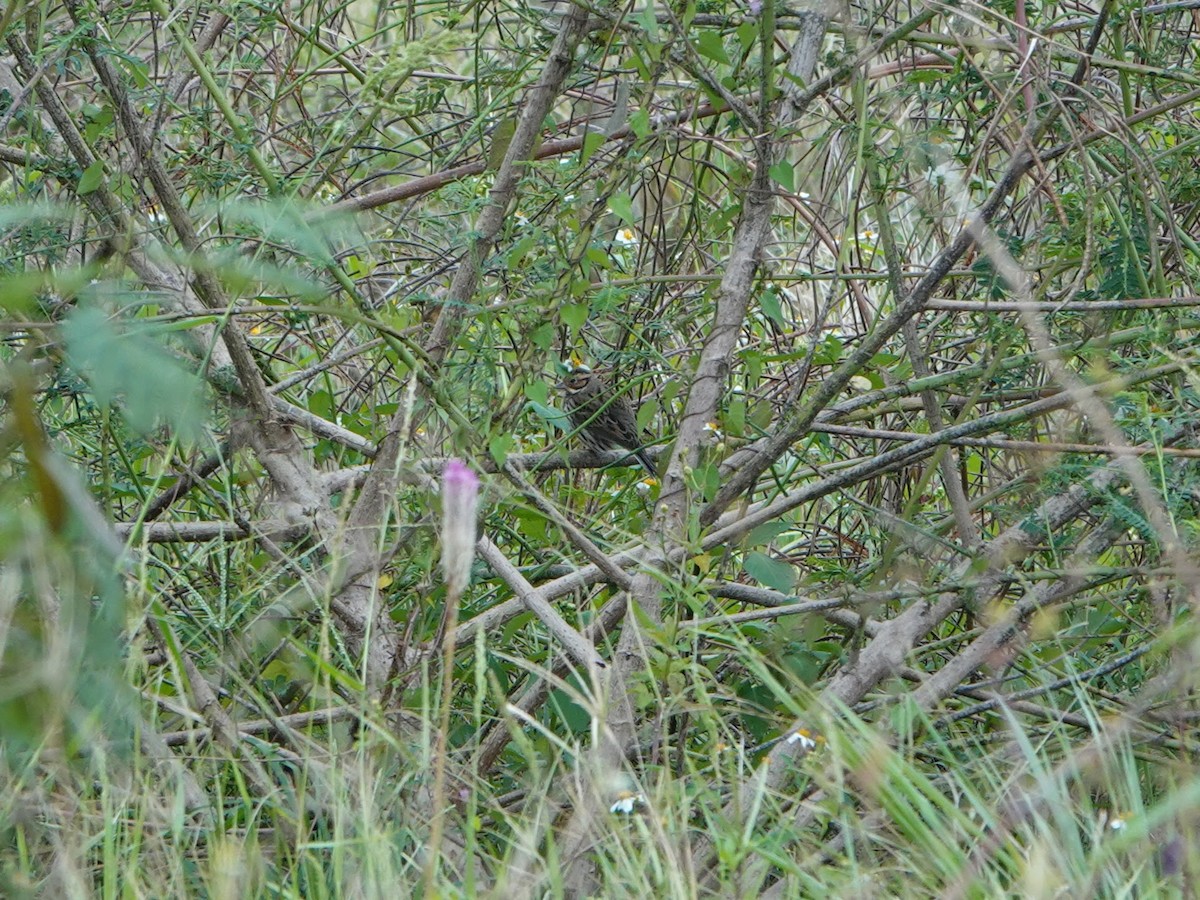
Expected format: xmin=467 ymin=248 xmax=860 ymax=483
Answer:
xmin=559 ymin=366 xmax=656 ymax=473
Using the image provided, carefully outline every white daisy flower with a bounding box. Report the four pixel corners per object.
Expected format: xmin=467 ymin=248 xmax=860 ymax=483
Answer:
xmin=786 ymin=729 xmax=817 ymax=750
xmin=636 ymin=477 xmax=657 ymax=494
xmin=610 ymin=791 xmax=645 ymax=814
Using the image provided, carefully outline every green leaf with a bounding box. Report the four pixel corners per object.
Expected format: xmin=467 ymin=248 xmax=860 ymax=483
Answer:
xmin=549 ymin=687 xmax=591 ymax=734
xmin=782 ymin=647 xmax=824 ymax=685
xmin=63 ymin=307 xmax=207 ymax=442
xmin=907 ymin=70 xmax=945 ymax=85
xmin=580 ymin=130 xmax=606 ymax=166
xmin=530 ymin=322 xmax=554 ymax=350
xmin=726 ymin=395 xmax=745 ymax=436
xmin=591 ymin=284 xmax=625 ymax=313
xmin=560 ymin=302 xmax=589 ymax=332
xmin=744 ymin=551 xmax=796 ymax=593
xmin=213 ymin=198 xmax=357 ymax=267
xmin=584 ymin=247 xmax=610 ymax=268
xmin=529 ymin=401 xmax=570 ymax=430
xmin=126 ymin=56 xmax=152 ymax=89
xmin=609 ymin=193 xmax=637 ymax=226
xmin=736 ymin=20 xmax=758 ymax=54
xmin=513 ymin=508 xmax=548 ymax=542
xmin=748 ymin=521 xmax=789 ymax=547
xmin=524 ymin=380 xmax=549 ymax=405
xmin=308 ymin=390 xmax=334 ymax=420
xmin=344 ymin=254 xmax=374 ymax=279
xmin=709 ymin=201 xmax=740 ymax=234
xmin=749 ymin=399 xmax=773 ymax=430
xmin=636 ymin=398 xmax=657 ymax=431
xmin=0 ymin=202 xmax=71 ymax=230
xmin=217 ymin=255 xmax=328 ymax=302
xmin=760 ymin=287 xmax=786 ymax=327
xmin=694 ymin=462 xmax=720 ymax=502
xmin=507 ymin=235 xmax=536 ymax=266
xmin=812 ymin=335 xmax=844 ymax=365
xmin=631 ymin=46 xmax=654 ymax=78
xmin=768 ymin=161 xmax=795 ymax=192
xmin=486 ymin=117 xmax=516 ymax=170
xmin=78 ymin=160 xmax=105 ymax=195
xmin=0 ymin=271 xmax=48 ymax=313
xmin=635 ymin=3 xmax=659 ymax=38
xmin=489 ymin=433 xmax=514 ymax=466
xmin=630 ymin=108 xmax=651 ymax=139
xmin=695 ymin=30 xmax=730 ymax=65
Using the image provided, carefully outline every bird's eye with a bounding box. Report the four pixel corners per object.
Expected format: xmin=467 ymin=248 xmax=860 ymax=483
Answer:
xmin=566 ymin=373 xmax=589 ymax=390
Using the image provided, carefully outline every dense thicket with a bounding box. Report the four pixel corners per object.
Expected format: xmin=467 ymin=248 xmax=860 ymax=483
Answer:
xmin=2 ymin=1 xmax=1199 ymax=896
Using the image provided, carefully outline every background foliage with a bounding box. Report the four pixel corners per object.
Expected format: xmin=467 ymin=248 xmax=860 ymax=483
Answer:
xmin=2 ymin=0 xmax=1200 ymax=896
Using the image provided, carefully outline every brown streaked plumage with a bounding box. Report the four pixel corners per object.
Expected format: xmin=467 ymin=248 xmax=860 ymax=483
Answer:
xmin=559 ymin=368 xmax=655 ymax=473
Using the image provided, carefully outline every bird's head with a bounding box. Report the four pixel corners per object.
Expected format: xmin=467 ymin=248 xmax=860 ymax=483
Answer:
xmin=558 ymin=364 xmax=593 ymax=394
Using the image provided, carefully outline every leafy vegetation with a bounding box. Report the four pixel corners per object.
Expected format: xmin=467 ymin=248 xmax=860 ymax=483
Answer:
xmin=2 ymin=0 xmax=1199 ymax=896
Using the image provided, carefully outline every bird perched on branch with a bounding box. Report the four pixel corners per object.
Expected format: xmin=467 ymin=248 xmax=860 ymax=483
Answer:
xmin=559 ymin=366 xmax=656 ymax=474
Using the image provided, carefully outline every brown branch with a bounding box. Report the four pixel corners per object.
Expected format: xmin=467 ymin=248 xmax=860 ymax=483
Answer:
xmin=455 ymin=362 xmax=1171 ymax=652
xmin=871 ymin=162 xmax=980 ymax=549
xmin=498 ymin=461 xmax=636 ymax=590
xmin=926 ymin=296 xmax=1200 ymax=311
xmin=810 ymin=422 xmax=1200 ymax=458
xmin=144 ymin=615 xmax=278 ymax=802
xmin=557 ymin=9 xmax=834 ymax=889
xmin=474 ymin=535 xmax=607 ymax=672
xmin=64 ymin=0 xmax=274 ymax=421
xmin=327 ymin=105 xmax=727 ymax=216
xmin=158 ymin=704 xmax=362 ymax=747
xmin=475 ymin=592 xmax=630 ymax=777
xmin=423 ymin=2 xmax=594 ymax=363
xmin=700 ymin=1 xmax=1127 ymax=529
xmin=911 ymin=518 xmax=1127 ymax=712
xmin=59 ymin=0 xmax=406 ymax=695
xmin=770 ymin=451 xmax=1129 ymax=774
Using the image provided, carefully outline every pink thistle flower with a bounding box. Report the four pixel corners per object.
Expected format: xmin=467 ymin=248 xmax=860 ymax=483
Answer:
xmin=441 ymin=460 xmax=480 ymax=598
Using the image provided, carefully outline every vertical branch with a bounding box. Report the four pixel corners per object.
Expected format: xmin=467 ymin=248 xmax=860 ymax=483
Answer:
xmin=867 ymin=162 xmax=980 ymax=549
xmin=559 ymin=9 xmax=832 ymax=894
xmin=424 ymin=4 xmax=594 ymax=363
